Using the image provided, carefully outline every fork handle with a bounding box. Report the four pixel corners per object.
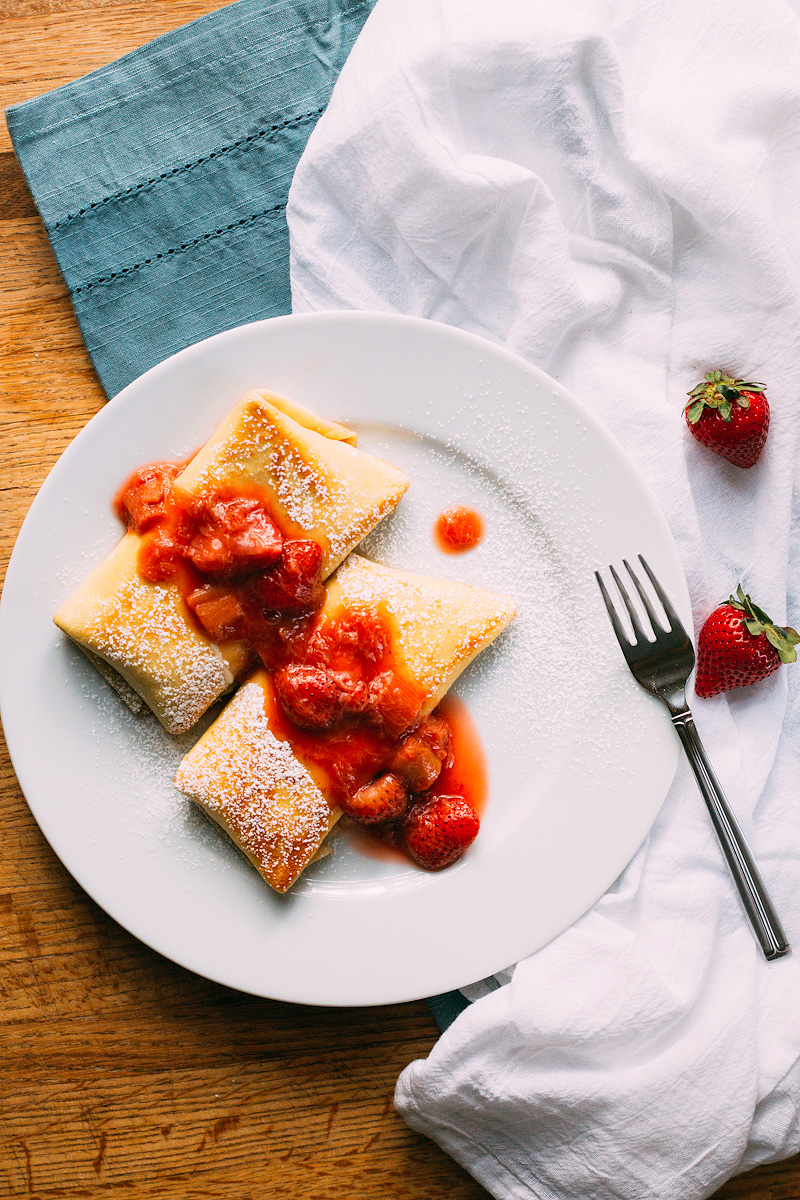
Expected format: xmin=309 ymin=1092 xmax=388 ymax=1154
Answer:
xmin=671 ymin=710 xmax=789 ymax=960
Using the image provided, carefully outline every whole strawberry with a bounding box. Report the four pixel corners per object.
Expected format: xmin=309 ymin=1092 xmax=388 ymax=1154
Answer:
xmin=402 ymin=793 xmax=480 ymax=870
xmin=695 ymin=586 xmax=799 ymax=698
xmin=684 ymin=371 xmax=769 ymax=467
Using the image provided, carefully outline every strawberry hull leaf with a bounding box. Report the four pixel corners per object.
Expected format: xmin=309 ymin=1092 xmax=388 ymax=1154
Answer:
xmin=734 ymin=589 xmax=770 ymax=626
xmin=730 ymin=586 xmax=747 ymax=611
xmin=729 ymin=588 xmax=799 ymax=662
xmin=765 ymin=627 xmax=798 ymax=663
xmin=687 ymin=401 xmax=705 ymax=424
xmin=747 ymin=598 xmax=774 ymax=627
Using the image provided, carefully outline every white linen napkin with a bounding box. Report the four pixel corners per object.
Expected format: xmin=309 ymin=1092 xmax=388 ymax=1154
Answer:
xmin=287 ymin=0 xmax=800 ymax=1196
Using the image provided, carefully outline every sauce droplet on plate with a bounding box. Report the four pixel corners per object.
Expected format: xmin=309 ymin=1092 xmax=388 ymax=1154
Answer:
xmin=434 ymin=506 xmax=484 ymax=553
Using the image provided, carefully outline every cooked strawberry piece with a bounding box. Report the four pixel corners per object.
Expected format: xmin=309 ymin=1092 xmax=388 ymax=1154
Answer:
xmin=138 ymin=523 xmax=186 ymax=583
xmin=283 ymin=538 xmax=323 ymax=579
xmin=341 ymin=773 xmax=408 ymax=824
xmin=274 ymin=663 xmax=367 ymax=729
xmin=255 ymin=539 xmax=324 ymax=614
xmin=391 ymin=713 xmax=452 ymax=791
xmin=186 ymin=496 xmax=283 ymax=576
xmin=115 ymin=461 xmax=182 ymax=532
xmin=185 ymin=585 xmax=247 ymax=642
xmin=186 ymin=532 xmax=225 ymax=575
xmin=364 ymin=670 xmax=424 ymax=738
xmin=334 ymin=607 xmax=390 ymax=665
xmin=402 ymin=793 xmax=480 ymax=870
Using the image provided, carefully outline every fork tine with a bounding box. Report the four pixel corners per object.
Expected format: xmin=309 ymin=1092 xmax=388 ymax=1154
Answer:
xmin=623 ymin=558 xmax=666 ymax=634
xmin=609 ymin=564 xmax=648 ymax=644
xmin=595 ymin=570 xmax=635 ymax=647
xmin=637 ymin=555 xmax=682 ymax=633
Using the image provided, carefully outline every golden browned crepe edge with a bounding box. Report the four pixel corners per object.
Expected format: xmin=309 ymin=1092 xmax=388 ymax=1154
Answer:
xmin=193 ymin=797 xmax=336 ymax=889
xmin=251 ymin=390 xmax=357 ymax=446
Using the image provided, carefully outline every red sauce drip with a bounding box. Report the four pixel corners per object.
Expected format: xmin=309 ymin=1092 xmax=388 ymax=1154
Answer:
xmin=434 ymin=695 xmax=487 ymax=815
xmin=435 ymin=506 xmax=484 ymax=553
xmin=116 ymin=458 xmax=486 ymax=869
xmin=346 ymin=694 xmax=487 ymax=863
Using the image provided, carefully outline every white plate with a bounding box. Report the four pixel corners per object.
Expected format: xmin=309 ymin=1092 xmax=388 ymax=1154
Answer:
xmin=0 ymin=312 xmax=689 ymax=1006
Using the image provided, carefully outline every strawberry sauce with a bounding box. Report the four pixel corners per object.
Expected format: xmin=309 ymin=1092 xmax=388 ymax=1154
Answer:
xmin=434 ymin=505 xmax=484 ymax=553
xmin=343 ymin=696 xmax=486 ymax=864
xmin=260 ymin=663 xmax=424 ymax=806
xmin=116 ymin=458 xmax=484 ymax=869
xmin=435 ymin=695 xmax=487 ymax=815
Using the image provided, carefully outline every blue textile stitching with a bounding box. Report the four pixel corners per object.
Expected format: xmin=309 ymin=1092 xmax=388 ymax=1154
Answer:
xmin=19 ymin=0 xmax=372 ymax=142
xmin=52 ymin=104 xmax=325 ymax=231
xmin=73 ymin=202 xmax=287 ymax=294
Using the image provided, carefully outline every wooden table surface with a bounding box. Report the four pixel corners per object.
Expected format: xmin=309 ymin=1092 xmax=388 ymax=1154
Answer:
xmin=1 ymin=2 xmax=798 ymax=1196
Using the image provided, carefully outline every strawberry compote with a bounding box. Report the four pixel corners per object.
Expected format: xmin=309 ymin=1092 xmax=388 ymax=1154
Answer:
xmin=115 ymin=464 xmax=325 ymax=646
xmin=434 ymin=505 xmax=484 ymax=553
xmin=115 ymin=460 xmax=482 ymax=870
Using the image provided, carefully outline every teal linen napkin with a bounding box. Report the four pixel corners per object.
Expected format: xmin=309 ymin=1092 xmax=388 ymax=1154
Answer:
xmin=6 ymin=0 xmax=467 ymax=1030
xmin=6 ymin=0 xmax=374 ymax=397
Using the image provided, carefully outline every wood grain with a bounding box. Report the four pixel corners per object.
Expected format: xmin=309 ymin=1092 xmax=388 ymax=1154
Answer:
xmin=0 ymin=4 xmax=798 ymax=1198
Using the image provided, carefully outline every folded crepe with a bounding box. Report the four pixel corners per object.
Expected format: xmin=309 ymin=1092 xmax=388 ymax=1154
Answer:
xmin=174 ymin=670 xmax=337 ymax=892
xmin=54 ymin=393 xmax=409 ymax=734
xmin=174 ymin=555 xmax=517 ymax=891
xmin=172 ymin=391 xmax=406 ymax=578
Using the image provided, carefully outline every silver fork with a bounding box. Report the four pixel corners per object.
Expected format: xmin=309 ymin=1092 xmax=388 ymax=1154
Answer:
xmin=596 ymin=555 xmax=789 ymax=961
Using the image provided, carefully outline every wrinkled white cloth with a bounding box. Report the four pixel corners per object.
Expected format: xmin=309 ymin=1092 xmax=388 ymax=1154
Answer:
xmin=287 ymin=1 xmax=800 ymax=1197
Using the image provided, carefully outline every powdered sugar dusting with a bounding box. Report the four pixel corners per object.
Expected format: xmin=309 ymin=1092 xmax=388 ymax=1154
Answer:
xmin=174 ymin=678 xmax=337 ymax=892
xmin=252 ymin=420 xmax=335 ymax=533
xmin=325 ymin=491 xmax=399 ymax=572
xmin=78 ymin=571 xmax=231 ymax=735
xmin=352 ymin=413 xmax=624 ymax=797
